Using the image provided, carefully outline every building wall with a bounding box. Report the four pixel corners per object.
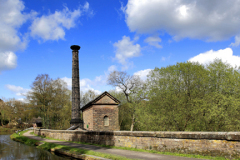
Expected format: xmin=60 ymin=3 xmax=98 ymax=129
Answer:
xmin=92 ymin=105 xmax=119 ymax=131
xmin=82 ymin=95 xmax=120 ymax=131
xmin=34 ymin=129 xmax=240 ymax=159
xmin=95 ymin=95 xmax=116 ymax=104
xmin=82 ymin=106 xmax=93 ymax=130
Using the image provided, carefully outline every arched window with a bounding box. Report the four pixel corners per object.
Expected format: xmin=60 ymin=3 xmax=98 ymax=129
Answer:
xmin=104 ymin=116 xmax=109 ymax=126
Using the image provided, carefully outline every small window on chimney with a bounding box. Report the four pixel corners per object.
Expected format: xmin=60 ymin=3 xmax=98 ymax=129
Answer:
xmin=104 ymin=116 xmax=109 ymax=126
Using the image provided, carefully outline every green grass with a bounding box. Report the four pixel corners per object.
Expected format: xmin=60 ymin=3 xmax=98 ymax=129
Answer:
xmin=13 ymin=131 xmax=135 ymax=160
xmin=30 ymin=131 xmax=240 ymax=160
xmin=37 ymin=142 xmax=137 ymax=160
xmin=10 ymin=130 xmax=39 ymax=145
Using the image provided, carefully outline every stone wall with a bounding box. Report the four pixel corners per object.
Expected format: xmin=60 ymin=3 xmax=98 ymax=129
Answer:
xmin=34 ymin=129 xmax=240 ymax=159
xmin=81 ymin=93 xmax=120 ymax=131
xmin=92 ymin=105 xmax=119 ymax=131
xmin=83 ymin=106 xmax=93 ymax=130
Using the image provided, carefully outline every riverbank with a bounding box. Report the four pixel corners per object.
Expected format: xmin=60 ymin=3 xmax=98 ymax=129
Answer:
xmin=0 ymin=126 xmax=17 ymax=135
xmin=1 ymin=131 xmax=68 ymax=159
xmin=11 ymin=130 xmax=133 ymax=160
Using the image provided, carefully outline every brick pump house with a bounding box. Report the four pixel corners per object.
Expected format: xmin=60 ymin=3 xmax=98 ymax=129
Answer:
xmin=80 ymin=91 xmax=120 ymax=131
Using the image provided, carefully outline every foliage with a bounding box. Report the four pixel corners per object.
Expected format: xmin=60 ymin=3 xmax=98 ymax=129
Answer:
xmin=26 ymin=74 xmax=72 ymax=129
xmin=136 ymin=59 xmax=240 ymax=131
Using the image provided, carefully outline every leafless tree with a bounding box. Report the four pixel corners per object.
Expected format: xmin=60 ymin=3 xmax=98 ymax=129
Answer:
xmin=107 ymin=71 xmax=146 ymax=131
xmin=80 ymin=90 xmax=99 ymax=108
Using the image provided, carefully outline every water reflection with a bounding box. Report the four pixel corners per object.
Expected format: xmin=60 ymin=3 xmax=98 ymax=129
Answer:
xmin=0 ymin=134 xmax=76 ymax=160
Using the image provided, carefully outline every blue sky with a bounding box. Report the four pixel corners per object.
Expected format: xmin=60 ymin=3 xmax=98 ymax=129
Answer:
xmin=1 ymin=0 xmax=240 ymax=101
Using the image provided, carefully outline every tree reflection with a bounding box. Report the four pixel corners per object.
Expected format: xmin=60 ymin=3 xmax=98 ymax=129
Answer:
xmin=0 ymin=135 xmax=71 ymax=160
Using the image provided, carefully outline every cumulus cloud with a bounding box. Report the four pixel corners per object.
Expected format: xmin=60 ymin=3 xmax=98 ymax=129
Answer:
xmin=0 ymin=0 xmax=92 ymax=73
xmin=144 ymin=36 xmax=162 ymax=48
xmin=113 ymin=36 xmax=141 ymax=70
xmin=5 ymin=84 xmax=30 ymax=96
xmin=189 ymin=48 xmax=240 ymax=68
xmin=0 ymin=51 xmax=17 ymax=72
xmin=108 ymin=65 xmax=117 ymax=72
xmin=30 ymin=5 xmax=84 ymax=41
xmin=61 ymin=77 xmax=101 ymax=94
xmin=133 ymin=69 xmax=152 ymax=81
xmin=123 ymin=0 xmax=240 ymax=44
xmin=0 ymin=0 xmax=36 ymax=73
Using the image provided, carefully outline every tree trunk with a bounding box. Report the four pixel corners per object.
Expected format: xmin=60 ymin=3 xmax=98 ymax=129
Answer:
xmin=130 ymin=114 xmax=135 ymax=131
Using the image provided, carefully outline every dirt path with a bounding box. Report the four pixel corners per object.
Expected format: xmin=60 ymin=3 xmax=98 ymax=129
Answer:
xmin=23 ymin=130 xmax=207 ymax=160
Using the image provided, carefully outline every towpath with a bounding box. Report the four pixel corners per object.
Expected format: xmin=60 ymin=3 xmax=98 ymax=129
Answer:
xmin=23 ymin=130 xmax=208 ymax=160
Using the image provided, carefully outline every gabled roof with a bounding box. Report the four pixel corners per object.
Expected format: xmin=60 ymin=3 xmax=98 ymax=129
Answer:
xmin=80 ymin=91 xmax=120 ymax=111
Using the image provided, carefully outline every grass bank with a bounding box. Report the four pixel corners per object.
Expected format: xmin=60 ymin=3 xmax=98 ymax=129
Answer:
xmin=11 ymin=131 xmax=135 ymax=160
xmin=30 ymin=132 xmax=239 ymax=160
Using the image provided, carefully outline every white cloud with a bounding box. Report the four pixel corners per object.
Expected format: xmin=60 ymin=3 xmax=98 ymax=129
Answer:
xmin=230 ymin=35 xmax=240 ymax=47
xmin=83 ymin=2 xmax=90 ymax=10
xmin=144 ymin=36 xmax=162 ymax=48
xmin=17 ymin=98 xmax=29 ymax=103
xmin=0 ymin=51 xmax=17 ymax=72
xmin=123 ymin=0 xmax=240 ymax=44
xmin=115 ymin=86 xmax=122 ymax=93
xmin=134 ymin=69 xmax=152 ymax=81
xmin=30 ymin=6 xmax=83 ymax=41
xmin=161 ymin=54 xmax=171 ymax=62
xmin=5 ymin=84 xmax=30 ymax=96
xmin=61 ymin=77 xmax=101 ymax=94
xmin=0 ymin=0 xmax=36 ymax=72
xmin=108 ymin=65 xmax=117 ymax=72
xmin=61 ymin=77 xmax=72 ymax=88
xmin=189 ymin=48 xmax=240 ymax=68
xmin=0 ymin=1 xmax=93 ymax=73
xmin=113 ymin=36 xmax=141 ymax=70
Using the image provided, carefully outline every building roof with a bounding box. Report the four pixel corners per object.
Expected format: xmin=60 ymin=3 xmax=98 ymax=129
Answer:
xmin=80 ymin=91 xmax=120 ymax=111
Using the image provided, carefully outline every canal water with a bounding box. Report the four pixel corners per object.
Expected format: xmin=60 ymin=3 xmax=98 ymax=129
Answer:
xmin=0 ymin=134 xmax=77 ymax=160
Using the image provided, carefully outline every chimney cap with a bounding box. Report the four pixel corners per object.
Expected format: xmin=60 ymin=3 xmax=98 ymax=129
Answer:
xmin=70 ymin=45 xmax=80 ymax=51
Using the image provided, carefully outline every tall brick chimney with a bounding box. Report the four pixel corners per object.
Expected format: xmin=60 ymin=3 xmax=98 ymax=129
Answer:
xmin=70 ymin=45 xmax=83 ymax=128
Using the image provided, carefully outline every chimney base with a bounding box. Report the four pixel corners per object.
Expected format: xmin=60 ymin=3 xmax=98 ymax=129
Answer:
xmin=70 ymin=118 xmax=83 ymax=128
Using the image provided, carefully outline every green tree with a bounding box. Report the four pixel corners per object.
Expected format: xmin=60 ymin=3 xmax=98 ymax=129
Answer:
xmin=144 ymin=59 xmax=240 ymax=131
xmin=27 ymin=74 xmax=71 ymax=129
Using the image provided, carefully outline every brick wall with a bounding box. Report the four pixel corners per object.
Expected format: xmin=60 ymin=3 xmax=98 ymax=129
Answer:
xmin=34 ymin=129 xmax=240 ymax=159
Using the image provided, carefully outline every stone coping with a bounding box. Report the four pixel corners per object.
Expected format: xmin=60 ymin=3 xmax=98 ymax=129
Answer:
xmin=35 ymin=129 xmax=240 ymax=141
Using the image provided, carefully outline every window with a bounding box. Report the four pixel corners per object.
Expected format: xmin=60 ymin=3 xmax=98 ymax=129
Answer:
xmin=104 ymin=116 xmax=109 ymax=126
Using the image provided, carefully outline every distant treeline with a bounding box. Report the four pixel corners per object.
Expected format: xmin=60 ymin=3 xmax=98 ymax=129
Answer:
xmin=1 ymin=59 xmax=239 ymax=131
